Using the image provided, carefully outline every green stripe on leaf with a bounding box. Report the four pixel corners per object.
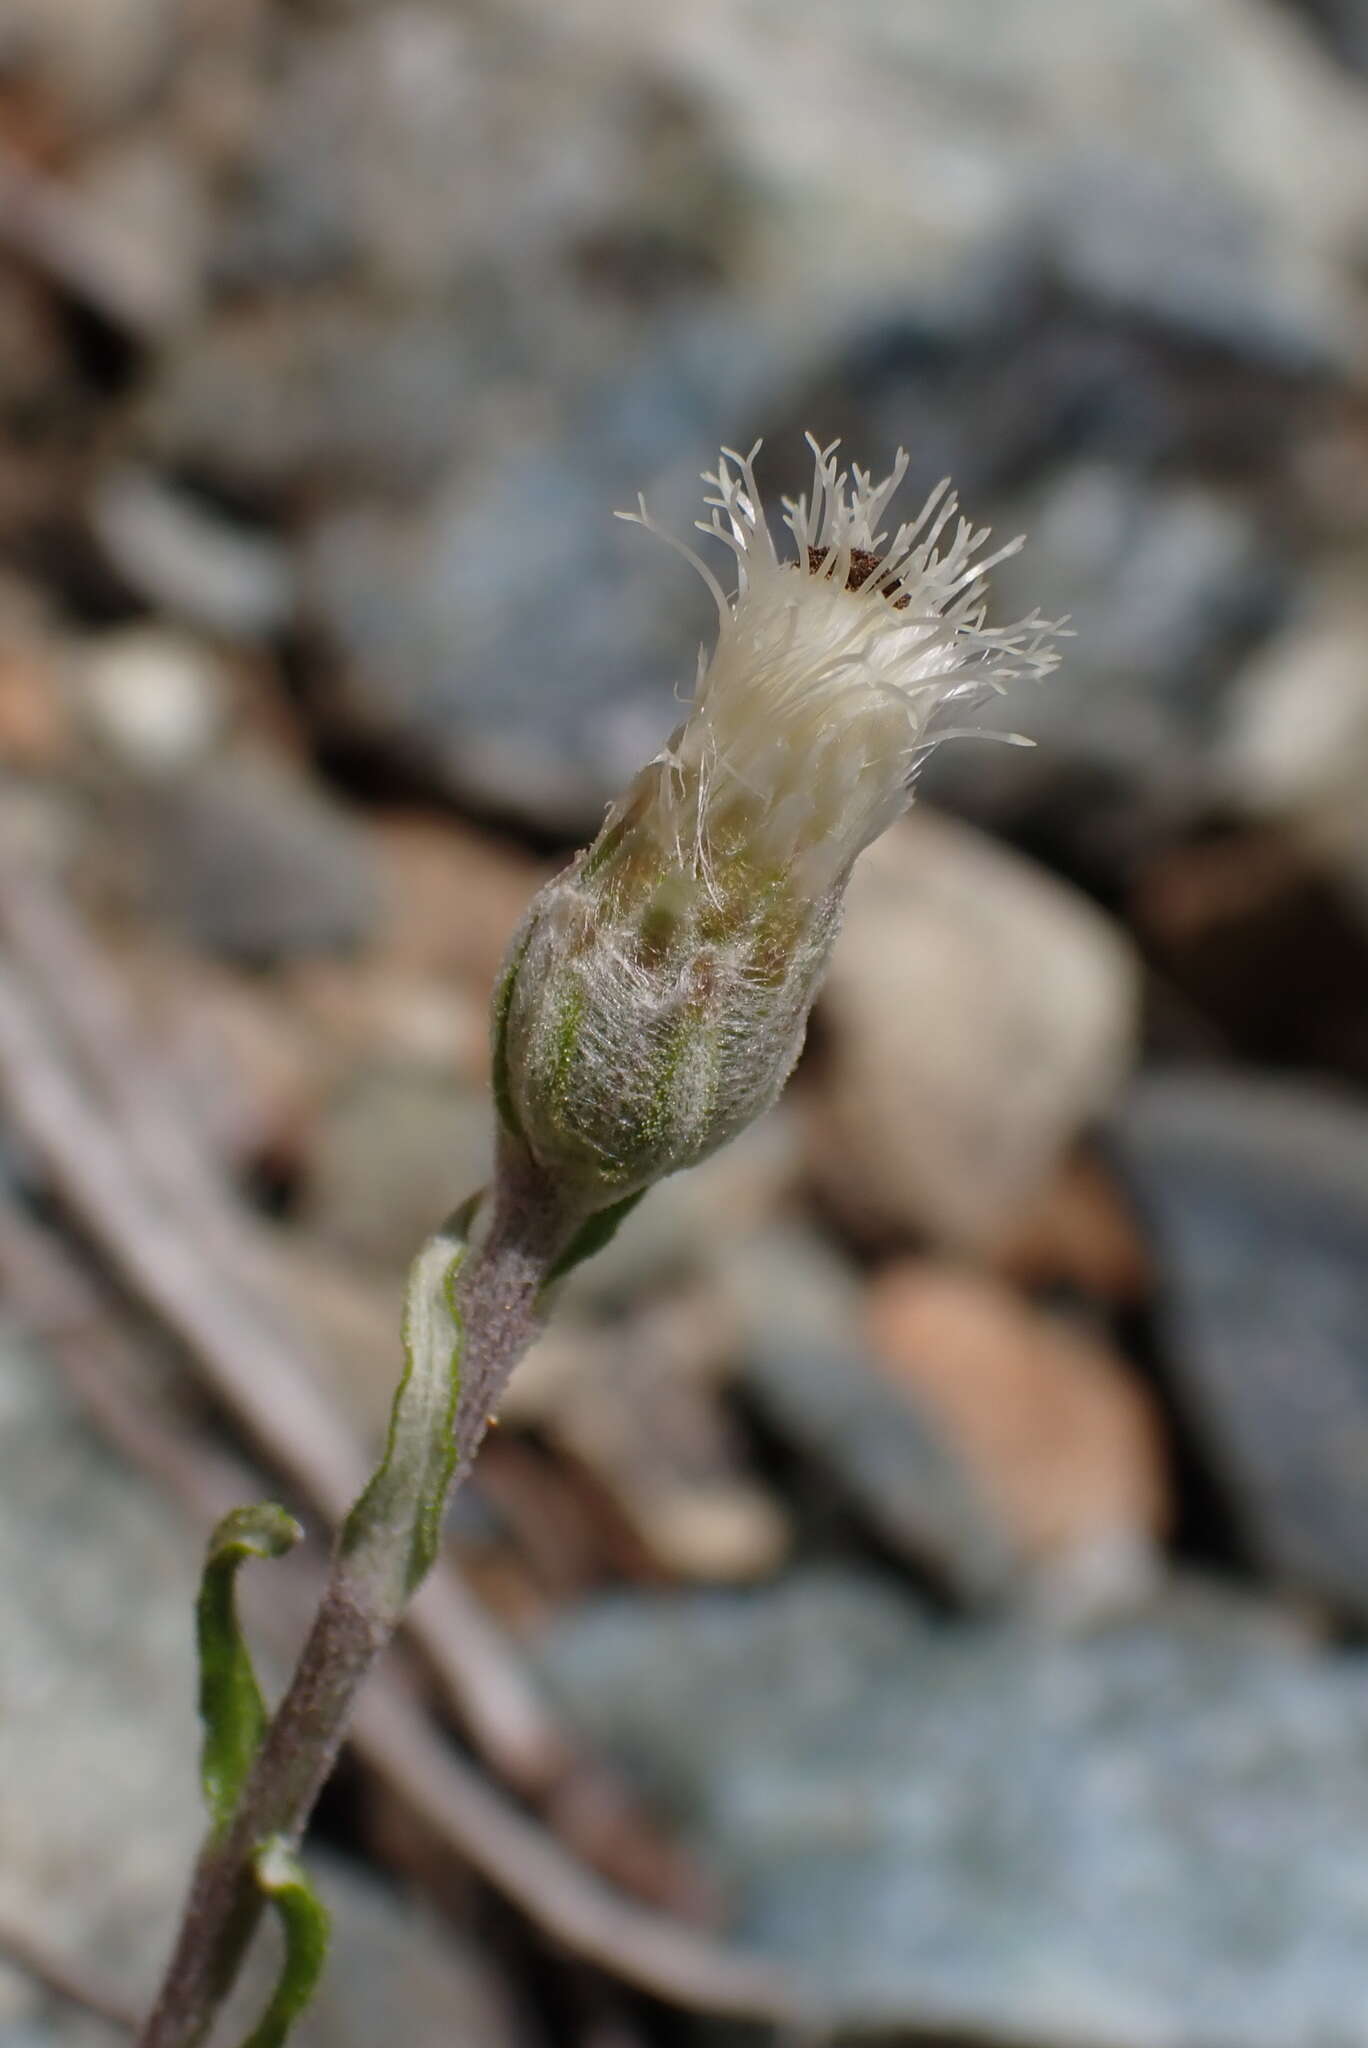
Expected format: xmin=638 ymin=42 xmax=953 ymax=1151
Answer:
xmin=340 ymin=1195 xmax=479 ymax=1609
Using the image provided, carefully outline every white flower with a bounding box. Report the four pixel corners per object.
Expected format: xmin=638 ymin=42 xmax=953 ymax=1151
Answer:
xmin=617 ymin=435 xmax=1064 ymax=895
xmin=493 ymin=436 xmax=1063 ymax=1212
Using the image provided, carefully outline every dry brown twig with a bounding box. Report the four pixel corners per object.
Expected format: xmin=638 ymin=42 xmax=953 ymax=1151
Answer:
xmin=0 ymin=1196 xmax=795 ymax=2026
xmin=0 ymin=855 xmax=565 ymax=1793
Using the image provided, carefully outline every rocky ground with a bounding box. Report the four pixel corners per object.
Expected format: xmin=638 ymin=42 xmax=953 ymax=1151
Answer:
xmin=2 ymin=1 xmax=1368 ymax=2044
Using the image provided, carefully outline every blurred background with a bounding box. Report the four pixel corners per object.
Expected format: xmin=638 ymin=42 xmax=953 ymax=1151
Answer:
xmin=2 ymin=0 xmax=1368 ymax=2043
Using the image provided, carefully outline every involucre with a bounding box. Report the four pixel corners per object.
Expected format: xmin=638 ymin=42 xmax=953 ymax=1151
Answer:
xmin=494 ymin=437 xmax=1064 ymax=1215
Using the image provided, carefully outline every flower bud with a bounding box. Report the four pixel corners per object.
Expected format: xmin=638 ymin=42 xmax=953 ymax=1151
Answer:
xmin=493 ymin=437 xmax=1063 ymax=1213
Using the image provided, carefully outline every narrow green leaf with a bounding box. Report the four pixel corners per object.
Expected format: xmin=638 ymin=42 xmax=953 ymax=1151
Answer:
xmin=197 ymin=1505 xmax=302 ymax=1835
xmin=544 ymin=1187 xmax=646 ymax=1286
xmin=235 ymin=1837 xmax=330 ymax=2048
xmin=339 ymin=1193 xmax=479 ymax=1609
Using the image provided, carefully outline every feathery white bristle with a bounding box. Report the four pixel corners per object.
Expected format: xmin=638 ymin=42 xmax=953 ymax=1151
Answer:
xmin=617 ymin=435 xmax=1065 ymax=891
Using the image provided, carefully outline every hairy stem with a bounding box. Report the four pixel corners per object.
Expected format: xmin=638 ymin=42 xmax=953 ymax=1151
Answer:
xmin=137 ymin=1155 xmax=569 ymax=2048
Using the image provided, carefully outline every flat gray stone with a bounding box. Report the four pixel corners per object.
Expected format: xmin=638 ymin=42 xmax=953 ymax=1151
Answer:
xmin=139 ymin=305 xmax=495 ymax=497
xmin=299 ymin=1065 xmax=493 ymax=1273
xmin=1107 ymin=1073 xmax=1368 ymax=1623
xmin=301 ymin=334 xmax=768 ymax=832
xmin=0 ymin=1326 xmax=518 ymax=2047
xmin=136 ymin=752 xmax=383 ymax=963
xmin=540 ymin=1568 xmax=1368 ymax=2048
xmin=725 ymin=1229 xmax=1014 ymax=1604
xmin=0 ymin=1329 xmax=203 ymax=2019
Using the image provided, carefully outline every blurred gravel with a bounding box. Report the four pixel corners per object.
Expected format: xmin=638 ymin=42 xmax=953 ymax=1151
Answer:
xmin=1 ymin=0 xmax=1368 ymax=2041
xmin=540 ymin=1568 xmax=1368 ymax=2048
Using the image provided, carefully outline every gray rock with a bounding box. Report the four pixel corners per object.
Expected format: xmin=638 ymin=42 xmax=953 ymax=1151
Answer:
xmin=136 ymin=4 xmax=754 ymax=504
xmin=923 ymin=459 xmax=1286 ymax=851
xmin=302 ymin=454 xmax=682 ymax=832
xmin=137 ymin=753 xmax=383 ymax=962
xmin=204 ymin=2 xmax=735 ymax=301
xmin=998 ymin=464 xmax=1279 ymax=723
xmin=136 ymin=0 xmax=1366 ymax=833
xmin=302 ymin=325 xmax=773 ymax=830
xmin=67 ymin=135 xmax=208 ymax=338
xmin=0 ymin=1330 xmax=203 ymax=2024
xmin=0 ymin=1324 xmax=519 ymax=2046
xmin=1107 ymin=1073 xmax=1368 ymax=1624
xmin=299 ymin=1065 xmax=493 ymax=1273
xmin=1041 ymin=150 xmax=1350 ymax=370
xmin=299 ymin=313 xmax=1285 ymax=841
xmin=724 ymin=1229 xmax=1014 ymax=1604
xmin=0 ymin=2009 xmax=111 ymax=2048
xmin=540 ymin=1566 xmax=1368 ymax=2048
xmin=90 ymin=470 xmax=294 ymax=642
xmin=648 ymin=0 xmax=1368 ymax=363
xmin=138 ymin=304 xmax=496 ymax=498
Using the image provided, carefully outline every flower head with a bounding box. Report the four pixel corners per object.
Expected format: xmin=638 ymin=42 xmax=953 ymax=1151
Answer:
xmin=618 ymin=435 xmax=1062 ymax=897
xmin=493 ymin=437 xmax=1064 ymax=1214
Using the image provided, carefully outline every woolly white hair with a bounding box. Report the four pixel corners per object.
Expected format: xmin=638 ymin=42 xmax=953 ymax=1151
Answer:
xmin=618 ymin=435 xmax=1064 ymax=894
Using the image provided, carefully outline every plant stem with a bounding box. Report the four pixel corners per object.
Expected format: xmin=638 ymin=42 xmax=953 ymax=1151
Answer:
xmin=137 ymin=1155 xmax=569 ymax=2048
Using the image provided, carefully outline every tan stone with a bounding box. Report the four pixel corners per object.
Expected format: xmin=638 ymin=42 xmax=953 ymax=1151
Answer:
xmin=809 ymin=809 xmax=1139 ymax=1249
xmin=989 ymin=1148 xmax=1152 ymax=1303
xmin=370 ymin=813 xmax=546 ymax=993
xmin=0 ymin=643 xmax=69 ymax=768
xmin=865 ymin=1260 xmax=1171 ymax=1565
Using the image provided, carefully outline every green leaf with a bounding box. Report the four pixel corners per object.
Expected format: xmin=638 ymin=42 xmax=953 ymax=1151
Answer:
xmin=197 ymin=1505 xmax=302 ymax=1835
xmin=235 ymin=1837 xmax=330 ymax=2048
xmin=543 ymin=1188 xmax=646 ymax=1286
xmin=339 ymin=1193 xmax=479 ymax=1611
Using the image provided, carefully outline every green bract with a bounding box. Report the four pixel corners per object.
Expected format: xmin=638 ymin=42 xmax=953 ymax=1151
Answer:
xmin=494 ymin=810 xmax=839 ymax=1210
